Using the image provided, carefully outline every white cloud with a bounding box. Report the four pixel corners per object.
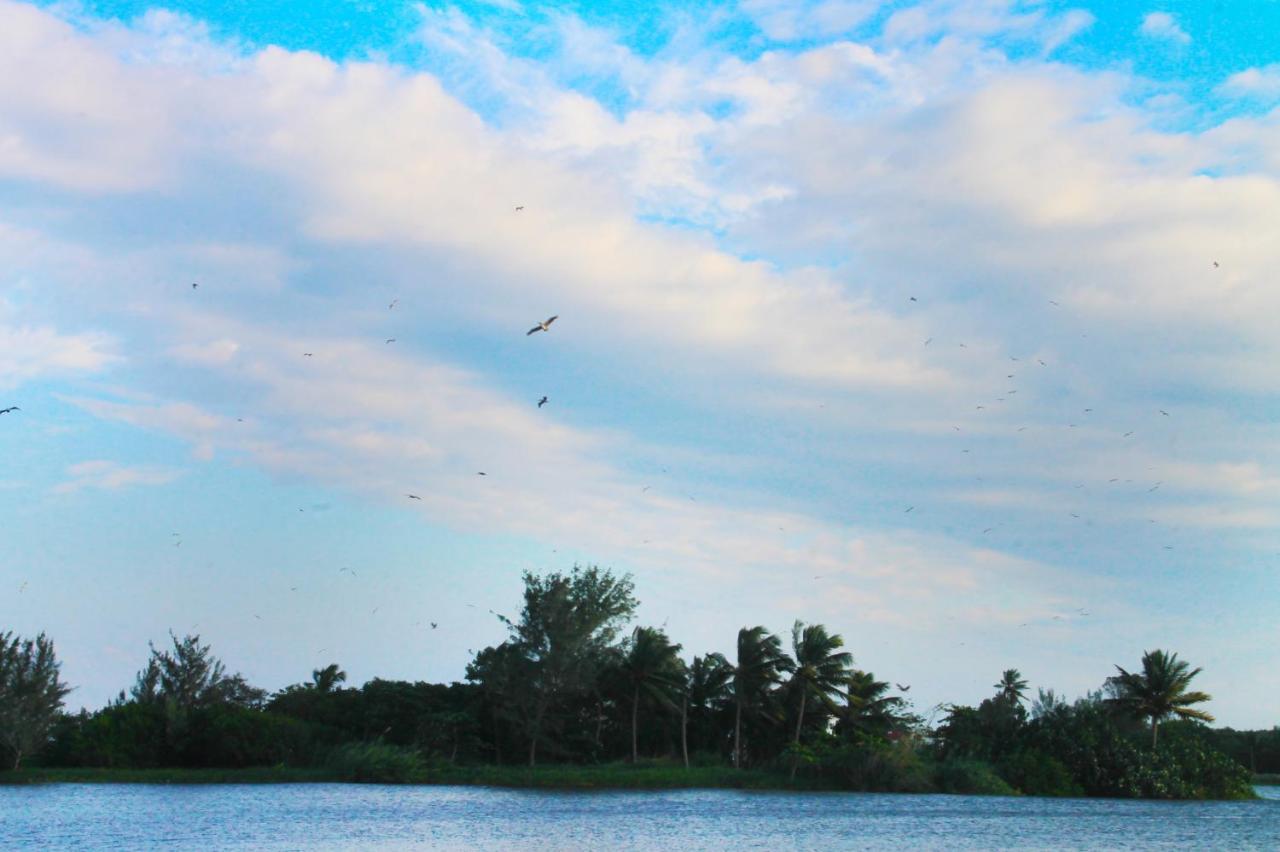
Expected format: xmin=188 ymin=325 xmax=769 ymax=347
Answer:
xmin=53 ymin=460 xmax=183 ymax=494
xmin=0 ymin=307 xmax=117 ymax=390
xmin=1138 ymin=11 xmax=1190 ymax=45
xmin=1218 ymin=64 xmax=1280 ymax=100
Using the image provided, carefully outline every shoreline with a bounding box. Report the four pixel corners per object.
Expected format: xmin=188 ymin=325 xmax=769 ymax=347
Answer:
xmin=3 ymin=766 xmax=1270 ymax=798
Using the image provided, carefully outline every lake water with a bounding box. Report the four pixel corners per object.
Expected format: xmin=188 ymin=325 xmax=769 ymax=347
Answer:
xmin=3 ymin=784 xmax=1278 ymax=850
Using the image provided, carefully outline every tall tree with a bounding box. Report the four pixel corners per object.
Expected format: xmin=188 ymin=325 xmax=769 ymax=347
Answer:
xmin=730 ymin=626 xmax=791 ymax=769
xmin=1106 ymin=649 xmax=1214 ymax=748
xmin=786 ymin=621 xmax=852 ymax=779
xmin=132 ymin=633 xmax=264 ymax=711
xmin=618 ymin=626 xmax=683 ymax=763
xmin=840 ymin=669 xmax=905 ymax=740
xmin=499 ymin=565 xmax=637 ymax=765
xmin=686 ymin=653 xmax=732 ymax=758
xmin=994 ymin=669 xmax=1029 ymax=704
xmin=311 ymin=664 xmax=347 ymax=693
xmin=0 ymin=631 xmax=71 ymax=770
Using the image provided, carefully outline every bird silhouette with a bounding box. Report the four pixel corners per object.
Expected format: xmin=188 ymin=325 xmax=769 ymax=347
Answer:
xmin=192 ymin=282 xmax=198 ymax=290
xmin=895 ymin=683 xmax=911 ymax=692
xmin=527 ymin=315 xmax=558 ymax=335
xmin=406 ymin=494 xmax=421 ymax=500
xmin=477 ymin=472 xmax=487 ymax=476
xmin=430 ymin=622 xmax=438 ymax=629
xmin=515 ymin=206 xmax=524 ymax=212
xmin=538 ymin=396 xmax=548 ymax=408
xmin=389 ymin=299 xmax=398 ymax=309
xmin=386 ymin=338 xmax=396 ymax=344
xmin=0 ymin=407 xmax=18 ymax=415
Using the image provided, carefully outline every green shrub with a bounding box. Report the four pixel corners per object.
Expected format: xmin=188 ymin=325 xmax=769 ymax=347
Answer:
xmin=325 ymin=742 xmax=423 ymax=783
xmin=934 ymin=758 xmax=1017 ymax=796
xmin=1000 ymin=750 xmax=1083 ymax=797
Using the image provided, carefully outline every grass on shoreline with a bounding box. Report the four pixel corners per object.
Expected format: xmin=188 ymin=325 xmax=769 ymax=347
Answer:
xmin=6 ymin=764 xmax=1274 ymax=795
xmin=0 ymin=763 xmax=813 ymax=790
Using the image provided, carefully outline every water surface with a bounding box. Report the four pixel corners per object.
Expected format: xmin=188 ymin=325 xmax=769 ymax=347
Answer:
xmin=3 ymin=784 xmax=1277 ymax=850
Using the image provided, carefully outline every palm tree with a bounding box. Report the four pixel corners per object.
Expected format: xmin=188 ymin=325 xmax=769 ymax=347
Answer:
xmin=311 ymin=663 xmax=346 ymax=693
xmin=619 ymin=626 xmax=683 ymax=763
xmin=994 ymin=669 xmax=1028 ymax=704
xmin=842 ymin=669 xmax=905 ymax=739
xmin=685 ymin=653 xmax=732 ymax=763
xmin=1106 ymin=649 xmax=1214 ymax=748
xmin=787 ymin=621 xmax=852 ymax=779
xmin=730 ymin=626 xmax=791 ymax=769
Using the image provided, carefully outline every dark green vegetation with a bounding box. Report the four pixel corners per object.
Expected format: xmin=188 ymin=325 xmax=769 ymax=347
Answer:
xmin=1 ymin=566 xmax=1268 ymax=799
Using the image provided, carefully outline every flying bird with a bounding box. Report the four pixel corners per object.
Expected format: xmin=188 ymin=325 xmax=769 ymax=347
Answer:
xmin=192 ymin=282 xmax=198 ymax=290
xmin=905 ymin=506 xmax=914 ymax=513
xmin=406 ymin=494 xmax=421 ymax=500
xmin=1159 ymin=410 xmax=1169 ymax=416
xmin=430 ymin=622 xmax=438 ymax=629
xmin=303 ymin=353 xmax=314 ymax=357
xmin=0 ymin=407 xmax=18 ymax=415
xmin=538 ymin=396 xmax=548 ymax=408
xmin=515 ymin=206 xmax=524 ymax=212
xmin=389 ymin=299 xmax=398 ymax=310
xmin=477 ymin=471 xmax=487 ymax=476
xmin=909 ymin=296 xmax=917 ymax=302
xmin=895 ymin=683 xmax=911 ymax=692
xmin=924 ymin=338 xmax=933 ymax=346
xmin=1212 ymin=261 xmax=1219 ymax=268
xmin=385 ymin=338 xmax=396 ymax=344
xmin=1048 ymin=300 xmax=1060 ymax=307
xmin=527 ymin=315 xmax=559 ymax=335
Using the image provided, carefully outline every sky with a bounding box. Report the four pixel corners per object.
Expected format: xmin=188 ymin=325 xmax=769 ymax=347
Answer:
xmin=1 ymin=0 xmax=1278 ymax=728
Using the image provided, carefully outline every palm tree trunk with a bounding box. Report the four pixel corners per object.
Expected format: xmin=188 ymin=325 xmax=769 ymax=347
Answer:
xmin=789 ymin=689 xmax=806 ymax=782
xmin=631 ymin=687 xmax=640 ymax=763
xmin=529 ymin=701 xmax=546 ymax=767
xmin=492 ymin=706 xmax=503 ymax=765
xmin=735 ymin=698 xmax=746 ymax=769
xmin=681 ymin=696 xmax=689 ymax=770
xmin=1151 ymin=717 xmax=1158 ymax=749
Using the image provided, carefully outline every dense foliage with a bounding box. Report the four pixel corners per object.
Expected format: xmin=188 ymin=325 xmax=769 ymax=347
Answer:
xmin=1 ymin=567 xmax=1265 ymax=798
xmin=0 ymin=631 xmax=71 ymax=769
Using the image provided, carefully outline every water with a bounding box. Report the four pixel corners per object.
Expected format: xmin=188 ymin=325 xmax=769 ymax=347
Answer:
xmin=2 ymin=785 xmax=1277 ymax=851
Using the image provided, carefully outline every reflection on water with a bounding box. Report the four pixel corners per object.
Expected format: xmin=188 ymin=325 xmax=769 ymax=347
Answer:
xmin=3 ymin=784 xmax=1278 ymax=851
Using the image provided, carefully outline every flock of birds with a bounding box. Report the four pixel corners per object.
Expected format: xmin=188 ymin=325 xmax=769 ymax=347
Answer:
xmin=3 ymin=221 xmax=1221 ymax=671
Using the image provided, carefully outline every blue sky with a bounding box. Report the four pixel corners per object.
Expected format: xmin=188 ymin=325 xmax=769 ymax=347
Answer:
xmin=2 ymin=0 xmax=1279 ymax=727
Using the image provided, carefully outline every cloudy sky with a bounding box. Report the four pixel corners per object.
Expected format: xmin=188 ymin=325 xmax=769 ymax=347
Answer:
xmin=2 ymin=0 xmax=1278 ymax=727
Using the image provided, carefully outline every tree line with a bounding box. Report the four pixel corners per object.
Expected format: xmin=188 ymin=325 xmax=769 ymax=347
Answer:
xmin=1 ymin=565 xmax=1269 ymax=798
